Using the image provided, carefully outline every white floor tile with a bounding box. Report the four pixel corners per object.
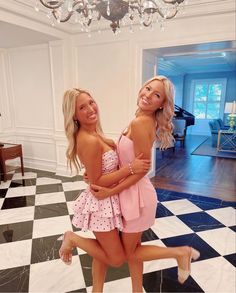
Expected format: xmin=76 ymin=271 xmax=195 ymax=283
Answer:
xmin=12 ymin=172 xmax=37 ymax=180
xmin=162 ymin=199 xmax=202 ymax=215
xmin=62 ymin=181 xmax=88 ymax=191
xmin=0 ymin=198 xmax=4 ymax=209
xmin=66 ymin=200 xmax=75 ymax=215
xmin=33 ymin=215 xmax=73 ymax=239
xmin=0 ymin=239 xmax=32 ymax=270
xmin=29 ymin=256 xmax=85 ymax=292
xmin=197 ymin=227 xmax=236 ymax=255
xmin=36 ymin=177 xmax=62 ymax=186
xmin=191 ymin=256 xmax=236 ymax=293
xmin=0 ymin=180 xmax=11 ymax=189
xmin=0 ymin=206 xmax=35 ymax=225
xmin=206 ymin=207 xmax=236 ymax=227
xmin=151 ymin=216 xmax=194 ymax=239
xmin=35 ymin=192 xmax=66 ymax=206
xmin=6 ymin=186 xmax=36 ymax=198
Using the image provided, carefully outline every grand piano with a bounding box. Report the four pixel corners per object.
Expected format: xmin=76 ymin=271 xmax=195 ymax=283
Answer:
xmin=174 ymin=104 xmax=195 ymax=127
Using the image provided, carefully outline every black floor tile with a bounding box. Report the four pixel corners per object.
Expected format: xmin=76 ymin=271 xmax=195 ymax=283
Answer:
xmin=9 ymin=179 xmax=36 ymax=188
xmin=36 ymin=184 xmax=63 ymax=194
xmin=0 ymin=265 xmax=30 ymax=292
xmin=31 ymin=234 xmax=78 ymax=264
xmin=1 ymin=196 xmax=35 ymax=209
xmin=142 ymin=228 xmax=159 ymax=242
xmin=34 ymin=202 xmax=68 ymax=219
xmin=162 ymin=233 xmax=220 ymax=261
xmin=143 ymin=267 xmax=204 ymax=292
xmin=178 ymin=211 xmax=225 ymax=232
xmin=0 ymin=221 xmax=33 ymax=244
xmin=156 ymin=203 xmax=174 ymax=218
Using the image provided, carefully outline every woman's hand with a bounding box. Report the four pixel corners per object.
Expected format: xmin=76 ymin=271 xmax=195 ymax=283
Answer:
xmin=130 ymin=153 xmax=151 ymax=174
xmin=90 ymin=184 xmax=112 ymax=200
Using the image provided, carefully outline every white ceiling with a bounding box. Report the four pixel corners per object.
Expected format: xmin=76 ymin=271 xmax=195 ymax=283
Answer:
xmin=151 ymin=41 xmax=236 ymax=75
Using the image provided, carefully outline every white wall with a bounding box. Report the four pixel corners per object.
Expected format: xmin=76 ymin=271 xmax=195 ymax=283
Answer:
xmin=0 ymin=0 xmax=235 ymax=176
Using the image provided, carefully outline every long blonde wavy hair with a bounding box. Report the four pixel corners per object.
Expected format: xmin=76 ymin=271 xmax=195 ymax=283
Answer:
xmin=138 ymin=75 xmax=175 ymax=149
xmin=62 ymin=88 xmax=104 ymax=173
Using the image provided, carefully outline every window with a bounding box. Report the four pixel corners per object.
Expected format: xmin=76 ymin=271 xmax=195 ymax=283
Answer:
xmin=192 ymin=79 xmax=226 ymax=119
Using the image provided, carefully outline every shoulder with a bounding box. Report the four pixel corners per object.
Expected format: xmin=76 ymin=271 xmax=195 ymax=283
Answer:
xmin=77 ymin=132 xmax=102 ymax=153
xmin=131 ymin=116 xmax=153 ymax=132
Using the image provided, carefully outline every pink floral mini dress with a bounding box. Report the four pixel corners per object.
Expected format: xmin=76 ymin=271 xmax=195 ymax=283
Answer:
xmin=72 ymin=150 xmax=123 ymax=232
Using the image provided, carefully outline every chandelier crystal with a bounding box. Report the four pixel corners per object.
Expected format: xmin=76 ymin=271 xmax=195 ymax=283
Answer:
xmin=36 ymin=0 xmax=187 ymax=34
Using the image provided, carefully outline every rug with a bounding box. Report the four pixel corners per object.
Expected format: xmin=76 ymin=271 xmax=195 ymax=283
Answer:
xmin=191 ymin=137 xmax=236 ymax=159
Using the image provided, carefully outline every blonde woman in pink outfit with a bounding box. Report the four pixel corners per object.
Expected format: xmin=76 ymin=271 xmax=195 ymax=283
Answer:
xmin=91 ymin=76 xmax=200 ymax=292
xmin=60 ymin=88 xmax=150 ymax=292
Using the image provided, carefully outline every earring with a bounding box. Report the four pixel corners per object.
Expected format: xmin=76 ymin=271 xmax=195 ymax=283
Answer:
xmin=74 ymin=120 xmax=80 ymax=127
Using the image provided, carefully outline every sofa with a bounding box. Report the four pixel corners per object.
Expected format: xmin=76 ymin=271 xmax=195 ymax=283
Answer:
xmin=208 ymin=119 xmax=229 ymax=147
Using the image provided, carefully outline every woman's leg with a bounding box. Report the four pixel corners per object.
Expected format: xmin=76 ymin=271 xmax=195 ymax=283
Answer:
xmin=121 ymin=232 xmax=143 ymax=293
xmin=59 ymin=230 xmax=126 ymax=267
xmin=122 ymin=232 xmax=197 ymax=284
xmin=92 ymin=258 xmax=108 ymax=293
xmin=131 ymin=244 xmax=192 ymax=271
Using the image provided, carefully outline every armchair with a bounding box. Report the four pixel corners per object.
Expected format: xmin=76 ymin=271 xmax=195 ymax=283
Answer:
xmin=173 ymin=118 xmax=187 ymax=147
xmin=208 ymin=119 xmax=229 ymax=147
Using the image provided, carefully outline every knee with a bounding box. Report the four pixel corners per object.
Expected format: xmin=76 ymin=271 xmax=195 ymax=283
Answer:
xmin=109 ymin=254 xmax=126 ymax=268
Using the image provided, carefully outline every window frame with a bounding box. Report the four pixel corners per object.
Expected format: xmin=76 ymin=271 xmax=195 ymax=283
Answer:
xmin=190 ymin=78 xmax=227 ymax=120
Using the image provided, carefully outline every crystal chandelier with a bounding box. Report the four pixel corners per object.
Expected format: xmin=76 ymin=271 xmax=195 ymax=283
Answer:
xmin=36 ymin=0 xmax=187 ymax=34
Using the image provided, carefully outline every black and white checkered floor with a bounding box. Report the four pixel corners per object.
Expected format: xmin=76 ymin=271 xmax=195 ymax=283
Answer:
xmin=0 ymin=168 xmax=235 ymax=293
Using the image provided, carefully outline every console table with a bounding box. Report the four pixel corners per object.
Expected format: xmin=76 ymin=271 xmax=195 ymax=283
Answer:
xmin=0 ymin=143 xmax=24 ymax=182
xmin=217 ymin=130 xmax=236 ymax=153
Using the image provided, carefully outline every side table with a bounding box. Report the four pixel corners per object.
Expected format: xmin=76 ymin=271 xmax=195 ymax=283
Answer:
xmin=0 ymin=143 xmax=24 ymax=182
xmin=217 ymin=130 xmax=236 ymax=153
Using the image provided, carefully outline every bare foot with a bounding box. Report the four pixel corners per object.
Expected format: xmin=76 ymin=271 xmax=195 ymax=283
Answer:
xmin=59 ymin=231 xmax=74 ymax=265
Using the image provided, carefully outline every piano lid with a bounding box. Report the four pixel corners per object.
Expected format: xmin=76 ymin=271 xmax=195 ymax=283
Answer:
xmin=174 ymin=105 xmax=195 ymax=127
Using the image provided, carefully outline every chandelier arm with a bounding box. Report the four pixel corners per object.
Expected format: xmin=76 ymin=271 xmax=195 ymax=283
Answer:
xmin=39 ymin=0 xmax=64 ymax=9
xmin=142 ymin=19 xmax=152 ymax=27
xmin=162 ymin=0 xmax=184 ymax=4
xmin=156 ymin=7 xmax=178 ymax=19
xmin=52 ymin=9 xmax=74 ymax=22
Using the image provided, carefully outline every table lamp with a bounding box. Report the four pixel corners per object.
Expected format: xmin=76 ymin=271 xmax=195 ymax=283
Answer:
xmin=224 ymin=101 xmax=236 ymax=131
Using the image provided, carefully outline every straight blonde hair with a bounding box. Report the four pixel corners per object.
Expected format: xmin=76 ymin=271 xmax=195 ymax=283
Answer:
xmin=62 ymin=88 xmax=104 ymax=173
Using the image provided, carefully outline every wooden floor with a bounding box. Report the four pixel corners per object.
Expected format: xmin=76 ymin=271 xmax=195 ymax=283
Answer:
xmin=151 ymin=135 xmax=236 ymax=202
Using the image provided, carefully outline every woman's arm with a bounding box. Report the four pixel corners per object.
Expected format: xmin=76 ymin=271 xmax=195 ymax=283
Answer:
xmin=81 ymin=134 xmax=150 ymax=187
xmin=93 ymin=152 xmax=150 ymax=187
xmin=91 ymin=117 xmax=154 ymax=198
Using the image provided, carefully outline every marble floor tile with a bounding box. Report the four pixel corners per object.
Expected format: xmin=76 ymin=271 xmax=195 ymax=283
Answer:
xmin=35 ymin=191 xmax=66 ymax=206
xmin=29 ymin=257 xmax=85 ymax=293
xmin=2 ymin=195 xmax=35 ymax=209
xmin=0 ymin=198 xmax=4 ymax=209
xmin=191 ymin=256 xmax=236 ymax=293
xmin=151 ymin=216 xmax=194 ymax=239
xmin=206 ymin=206 xmax=236 ymax=227
xmin=32 ymin=215 xmax=72 ymax=239
xmin=197 ymin=227 xmax=236 ymax=255
xmin=162 ymin=199 xmax=203 ymax=215
xmin=34 ymin=202 xmax=68 ymax=219
xmin=0 ymin=180 xmax=11 ymax=189
xmin=62 ymin=181 xmax=88 ymax=192
xmin=12 ymin=172 xmax=37 ymax=180
xmin=36 ymin=177 xmax=62 ymax=186
xmin=0 ymin=206 xmax=35 ymax=225
xmin=0 ymin=239 xmax=32 ymax=270
xmin=0 ymin=265 xmax=30 ymax=292
xmin=0 ymin=220 xmax=33 ymax=244
xmin=6 ymin=186 xmax=36 ymax=198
